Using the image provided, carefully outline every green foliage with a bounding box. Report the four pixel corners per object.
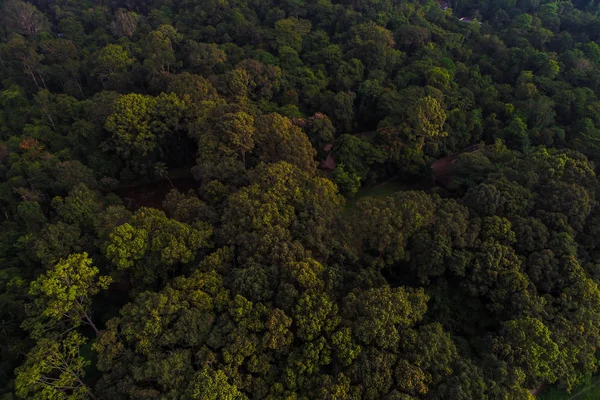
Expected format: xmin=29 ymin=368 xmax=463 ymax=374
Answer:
xmin=493 ymin=316 xmax=560 ymax=387
xmin=93 ymin=44 xmax=133 ymax=89
xmin=344 ymin=286 xmax=428 ymax=349
xmin=332 ymin=164 xmax=361 ymax=195
xmin=2 ymin=0 xmax=49 ymax=37
xmin=104 ymin=93 xmax=158 ymax=158
xmin=15 ymin=332 xmax=93 ymax=400
xmin=410 ymin=96 xmax=447 ymax=139
xmin=185 ymin=367 xmax=247 ymax=400
xmin=26 ymin=253 xmax=112 ymax=337
xmin=333 ymin=134 xmax=383 ymax=186
xmin=274 ymin=18 xmax=312 ymax=51
xmin=5 ymin=0 xmax=600 ymax=397
xmin=104 ymin=92 xmax=190 ymax=176
xmin=104 ymin=207 xmax=212 ymax=287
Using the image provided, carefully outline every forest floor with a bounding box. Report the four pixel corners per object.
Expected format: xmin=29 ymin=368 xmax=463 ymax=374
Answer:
xmin=114 ymin=143 xmax=481 ymax=211
xmin=115 ymin=168 xmax=197 ymax=210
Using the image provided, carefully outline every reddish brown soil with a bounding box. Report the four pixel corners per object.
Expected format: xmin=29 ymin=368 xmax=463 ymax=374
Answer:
xmin=319 ymin=143 xmax=336 ymax=171
xmin=431 ymin=144 xmax=481 ymax=188
xmin=320 ymin=153 xmax=337 ymax=170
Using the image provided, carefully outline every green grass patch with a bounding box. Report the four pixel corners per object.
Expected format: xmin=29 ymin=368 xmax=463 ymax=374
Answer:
xmin=538 ymin=377 xmax=600 ymax=400
xmin=345 ymin=179 xmax=417 ymax=209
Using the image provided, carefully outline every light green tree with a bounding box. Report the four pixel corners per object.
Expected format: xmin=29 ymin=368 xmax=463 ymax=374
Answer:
xmin=410 ymin=96 xmax=447 ymax=139
xmin=15 ymin=332 xmax=95 ymax=399
xmin=26 ymin=253 xmax=112 ymax=337
xmin=493 ymin=316 xmax=560 ymax=388
xmin=92 ymin=44 xmax=133 ymax=88
xmin=274 ymin=18 xmax=311 ymax=51
xmin=185 ymin=367 xmax=246 ymax=400
xmin=104 ymin=93 xmax=156 ymax=158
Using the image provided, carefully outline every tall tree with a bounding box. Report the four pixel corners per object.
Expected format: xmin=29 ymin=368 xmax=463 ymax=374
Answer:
xmin=15 ymin=332 xmax=95 ymax=400
xmin=25 ymin=253 xmax=112 ymax=337
xmin=2 ymin=0 xmax=49 ymax=37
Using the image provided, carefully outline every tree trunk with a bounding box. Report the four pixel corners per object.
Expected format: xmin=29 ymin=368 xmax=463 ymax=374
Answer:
xmin=27 ymin=67 xmax=40 ymax=90
xmin=165 ymin=175 xmax=176 ymax=190
xmin=43 ymin=107 xmax=56 ymax=129
xmin=74 ymin=374 xmax=96 ymax=400
xmin=83 ymin=314 xmax=99 ymax=336
xmin=39 ymin=73 xmax=48 ymax=90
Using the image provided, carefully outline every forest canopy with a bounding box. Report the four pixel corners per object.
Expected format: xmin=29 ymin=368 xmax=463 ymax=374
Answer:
xmin=3 ymin=0 xmax=600 ymax=399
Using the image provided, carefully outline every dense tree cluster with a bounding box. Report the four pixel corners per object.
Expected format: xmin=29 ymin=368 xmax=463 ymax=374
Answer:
xmin=3 ymin=0 xmax=600 ymax=398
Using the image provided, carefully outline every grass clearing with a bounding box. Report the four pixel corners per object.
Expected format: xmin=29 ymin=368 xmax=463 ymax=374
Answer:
xmin=344 ymin=178 xmax=432 ymax=209
xmin=538 ymin=377 xmax=600 ymax=400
